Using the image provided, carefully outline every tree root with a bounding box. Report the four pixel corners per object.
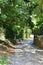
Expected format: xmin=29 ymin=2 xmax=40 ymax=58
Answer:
xmin=0 ymin=39 xmax=16 ymax=49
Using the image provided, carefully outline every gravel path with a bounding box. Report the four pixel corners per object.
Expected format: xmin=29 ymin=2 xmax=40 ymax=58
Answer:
xmin=8 ymin=42 xmax=43 ymax=65
xmin=0 ymin=39 xmax=43 ymax=65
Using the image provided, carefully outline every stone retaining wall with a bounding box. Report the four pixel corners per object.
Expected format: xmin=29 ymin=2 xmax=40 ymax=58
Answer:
xmin=34 ymin=35 xmax=43 ymax=48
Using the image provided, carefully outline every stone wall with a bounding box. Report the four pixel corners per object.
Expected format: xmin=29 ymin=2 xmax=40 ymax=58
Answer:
xmin=34 ymin=35 xmax=43 ymax=48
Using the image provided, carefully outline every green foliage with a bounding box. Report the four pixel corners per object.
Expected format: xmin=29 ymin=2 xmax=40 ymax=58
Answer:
xmin=0 ymin=0 xmax=38 ymax=39
xmin=32 ymin=11 xmax=43 ymax=35
xmin=0 ymin=54 xmax=7 ymax=65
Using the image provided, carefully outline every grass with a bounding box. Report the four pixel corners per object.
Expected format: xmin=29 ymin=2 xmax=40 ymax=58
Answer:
xmin=0 ymin=54 xmax=8 ymax=65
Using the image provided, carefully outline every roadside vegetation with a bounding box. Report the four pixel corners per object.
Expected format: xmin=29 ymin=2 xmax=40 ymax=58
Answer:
xmin=0 ymin=0 xmax=43 ymax=48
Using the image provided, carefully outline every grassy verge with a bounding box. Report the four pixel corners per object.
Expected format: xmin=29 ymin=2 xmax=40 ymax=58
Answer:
xmin=0 ymin=54 xmax=8 ymax=65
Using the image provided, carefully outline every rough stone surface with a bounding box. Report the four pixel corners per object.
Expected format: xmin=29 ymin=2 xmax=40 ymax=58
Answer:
xmin=7 ymin=43 xmax=43 ymax=65
xmin=34 ymin=35 xmax=43 ymax=48
xmin=0 ymin=39 xmax=43 ymax=65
